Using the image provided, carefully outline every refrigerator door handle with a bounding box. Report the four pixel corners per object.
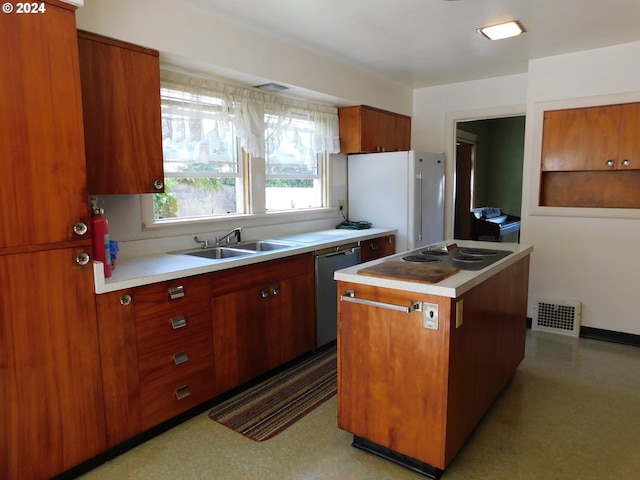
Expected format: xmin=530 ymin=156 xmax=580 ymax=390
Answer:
xmin=416 ymin=173 xmax=423 ymax=241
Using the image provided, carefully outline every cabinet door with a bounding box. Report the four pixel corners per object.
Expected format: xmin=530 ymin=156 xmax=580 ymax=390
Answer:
xmin=95 ymin=290 xmax=142 ymax=447
xmin=78 ymin=31 xmax=164 ymax=194
xmin=0 ymin=247 xmax=107 ymax=479
xmin=267 ymin=272 xmax=315 ymax=367
xmin=541 ymin=105 xmax=621 ymax=171
xmin=617 ymin=102 xmax=640 ymax=170
xmin=213 ymin=285 xmax=270 ymax=392
xmin=337 ymin=281 xmax=448 ymax=469
xmin=0 ymin=2 xmax=89 ymax=249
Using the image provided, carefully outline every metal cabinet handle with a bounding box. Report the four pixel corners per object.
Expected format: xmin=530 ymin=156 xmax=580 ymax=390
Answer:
xmin=171 ymin=315 xmax=187 ymax=329
xmin=175 ymin=385 xmax=191 ymax=400
xmin=173 ymin=351 xmax=189 ymax=365
xmin=606 ymin=159 xmax=615 ymax=167
xmin=168 ymin=285 xmax=185 ymax=300
xmin=76 ymin=252 xmax=90 ymax=266
xmin=153 ymin=179 xmax=164 ymax=190
xmin=340 ymin=290 xmax=422 ymax=313
xmin=73 ymin=222 xmax=88 ymax=236
xmin=272 ymin=286 xmax=280 ymax=296
xmin=621 ymin=159 xmax=631 ymax=167
xmin=416 ymin=173 xmax=424 ymax=241
xmin=260 ymin=288 xmax=270 ymax=298
xmin=120 ymin=294 xmax=132 ymax=306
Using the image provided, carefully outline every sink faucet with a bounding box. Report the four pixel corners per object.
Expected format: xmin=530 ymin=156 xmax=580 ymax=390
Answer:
xmin=216 ymin=227 xmax=242 ymax=246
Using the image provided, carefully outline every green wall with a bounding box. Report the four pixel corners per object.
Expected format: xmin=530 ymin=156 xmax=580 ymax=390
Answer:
xmin=459 ymin=116 xmax=525 ymax=217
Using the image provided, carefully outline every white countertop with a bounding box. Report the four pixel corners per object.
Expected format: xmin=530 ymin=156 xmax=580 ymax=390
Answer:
xmin=333 ymin=239 xmax=533 ymax=298
xmin=93 ymin=228 xmax=395 ymax=294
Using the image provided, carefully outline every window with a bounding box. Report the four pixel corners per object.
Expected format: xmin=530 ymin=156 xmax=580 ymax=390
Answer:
xmin=156 ymin=86 xmax=243 ymax=219
xmin=265 ymin=112 xmax=323 ymax=210
xmin=149 ymin=69 xmax=340 ymax=225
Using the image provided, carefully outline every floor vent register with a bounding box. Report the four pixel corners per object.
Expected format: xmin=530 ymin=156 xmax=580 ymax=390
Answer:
xmin=533 ymin=296 xmax=581 ymax=338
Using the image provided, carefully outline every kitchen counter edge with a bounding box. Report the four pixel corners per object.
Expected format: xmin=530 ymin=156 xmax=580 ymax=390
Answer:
xmin=92 ymin=228 xmax=396 ymax=294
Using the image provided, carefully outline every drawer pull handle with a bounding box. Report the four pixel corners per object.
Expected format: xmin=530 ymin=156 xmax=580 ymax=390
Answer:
xmin=171 ymin=315 xmax=187 ymax=329
xmin=260 ymin=288 xmax=269 ymax=298
xmin=173 ymin=351 xmax=189 ymax=365
xmin=340 ymin=290 xmax=422 ymax=313
xmin=168 ymin=285 xmax=185 ymax=300
xmin=175 ymin=385 xmax=191 ymax=400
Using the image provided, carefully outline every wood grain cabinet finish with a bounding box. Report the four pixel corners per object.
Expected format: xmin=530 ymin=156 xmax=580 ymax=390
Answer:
xmin=337 ymin=256 xmax=529 ymax=472
xmin=540 ymin=102 xmax=640 ymax=208
xmin=0 ymin=248 xmax=107 ymax=480
xmin=212 ymin=254 xmax=315 ymax=393
xmin=0 ymin=1 xmax=90 ymax=250
xmin=541 ymin=103 xmax=640 ymax=171
xmin=78 ymin=30 xmax=164 ymax=194
xmin=0 ymin=3 xmax=108 ymax=479
xmin=96 ymin=275 xmax=214 ymax=443
xmin=339 ymin=105 xmax=411 ymax=154
xmin=359 ymin=235 xmax=395 ymax=263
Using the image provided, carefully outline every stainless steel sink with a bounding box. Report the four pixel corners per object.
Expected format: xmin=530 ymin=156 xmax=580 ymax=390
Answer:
xmin=178 ymin=247 xmax=256 ymax=260
xmin=234 ymin=240 xmax=299 ymax=251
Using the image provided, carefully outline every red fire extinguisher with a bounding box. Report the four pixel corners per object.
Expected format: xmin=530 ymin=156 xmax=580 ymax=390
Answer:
xmin=90 ymin=200 xmax=112 ymax=278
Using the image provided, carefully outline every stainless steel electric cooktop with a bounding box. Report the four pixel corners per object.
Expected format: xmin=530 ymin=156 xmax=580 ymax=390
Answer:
xmin=402 ymin=246 xmax=513 ymax=271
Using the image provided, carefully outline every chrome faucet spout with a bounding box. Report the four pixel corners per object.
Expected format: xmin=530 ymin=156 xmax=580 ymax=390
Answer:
xmin=194 ymin=236 xmax=211 ymax=249
xmin=216 ymin=227 xmax=242 ymax=246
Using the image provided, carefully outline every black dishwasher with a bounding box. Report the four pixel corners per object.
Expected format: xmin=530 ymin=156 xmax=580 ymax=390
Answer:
xmin=314 ymin=243 xmax=361 ymax=348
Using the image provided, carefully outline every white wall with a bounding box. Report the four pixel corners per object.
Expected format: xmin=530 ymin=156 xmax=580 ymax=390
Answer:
xmin=522 ymin=41 xmax=640 ymax=335
xmin=413 ymin=42 xmax=640 ymax=335
xmin=75 ymin=0 xmax=413 ymax=114
xmin=412 ymin=74 xmax=528 ymax=239
xmin=75 ymin=0 xmax=410 ymax=258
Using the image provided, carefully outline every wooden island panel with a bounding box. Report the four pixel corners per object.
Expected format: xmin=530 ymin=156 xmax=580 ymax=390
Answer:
xmin=337 ymin=255 xmax=530 ymax=476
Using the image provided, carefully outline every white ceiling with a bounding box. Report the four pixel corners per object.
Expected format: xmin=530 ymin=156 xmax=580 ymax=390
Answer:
xmin=183 ymin=0 xmax=640 ymax=89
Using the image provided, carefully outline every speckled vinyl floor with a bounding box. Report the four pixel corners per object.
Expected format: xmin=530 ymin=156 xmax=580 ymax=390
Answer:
xmin=79 ymin=331 xmax=640 ymax=479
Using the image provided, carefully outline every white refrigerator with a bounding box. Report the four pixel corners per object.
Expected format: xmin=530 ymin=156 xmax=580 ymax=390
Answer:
xmin=347 ymin=151 xmax=445 ymax=252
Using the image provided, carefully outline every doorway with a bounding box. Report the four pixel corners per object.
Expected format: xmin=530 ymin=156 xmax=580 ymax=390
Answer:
xmin=453 ymin=115 xmax=526 ymax=242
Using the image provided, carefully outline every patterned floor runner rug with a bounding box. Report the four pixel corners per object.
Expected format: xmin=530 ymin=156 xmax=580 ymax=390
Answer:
xmin=208 ymin=346 xmax=337 ymax=441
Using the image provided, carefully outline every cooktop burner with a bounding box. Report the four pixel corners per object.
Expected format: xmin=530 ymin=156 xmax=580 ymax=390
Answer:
xmin=402 ymin=254 xmax=442 ymax=263
xmin=454 ymin=255 xmax=485 ymax=263
xmin=458 ymin=248 xmax=499 ymax=256
xmin=419 ymin=249 xmax=449 ymax=256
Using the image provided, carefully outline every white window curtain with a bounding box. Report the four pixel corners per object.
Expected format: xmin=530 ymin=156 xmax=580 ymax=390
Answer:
xmin=160 ymin=69 xmax=341 ymax=157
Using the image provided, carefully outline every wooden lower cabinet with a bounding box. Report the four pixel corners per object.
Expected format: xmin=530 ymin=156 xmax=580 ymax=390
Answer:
xmin=96 ymin=275 xmax=214 ymax=445
xmin=359 ymin=235 xmax=395 ymax=263
xmin=96 ymin=253 xmax=315 ymax=449
xmin=212 ymin=254 xmax=315 ymax=393
xmin=337 ymin=256 xmax=529 ymax=473
xmin=0 ymin=247 xmax=107 ymax=480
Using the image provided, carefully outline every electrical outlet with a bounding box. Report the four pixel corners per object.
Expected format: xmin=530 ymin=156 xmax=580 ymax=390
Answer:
xmin=338 ymin=199 xmax=345 ymax=209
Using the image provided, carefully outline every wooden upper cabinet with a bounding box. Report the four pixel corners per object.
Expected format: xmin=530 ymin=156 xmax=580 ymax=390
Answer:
xmin=617 ymin=102 xmax=640 ymax=169
xmin=541 ymin=103 xmax=640 ymax=171
xmin=0 ymin=1 xmax=90 ymax=250
xmin=339 ymin=105 xmax=411 ymax=153
xmin=78 ymin=31 xmax=164 ymax=194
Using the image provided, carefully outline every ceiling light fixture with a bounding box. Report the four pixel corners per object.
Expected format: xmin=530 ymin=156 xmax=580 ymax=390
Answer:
xmin=477 ymin=20 xmax=526 ymax=40
xmin=254 ymin=82 xmax=290 ymax=93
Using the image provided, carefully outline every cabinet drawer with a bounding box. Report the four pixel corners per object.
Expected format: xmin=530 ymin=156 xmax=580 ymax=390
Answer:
xmin=135 ymin=301 xmax=211 ymax=347
xmin=132 ymin=275 xmax=211 ymax=318
xmin=137 ymin=321 xmax=214 ymax=384
xmin=140 ymin=368 xmax=215 ymax=430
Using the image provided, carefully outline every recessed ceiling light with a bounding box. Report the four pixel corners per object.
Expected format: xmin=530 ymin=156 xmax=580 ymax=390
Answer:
xmin=477 ymin=20 xmax=526 ymax=40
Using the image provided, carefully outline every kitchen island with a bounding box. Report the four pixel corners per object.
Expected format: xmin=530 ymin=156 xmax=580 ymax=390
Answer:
xmin=334 ymin=240 xmax=533 ymax=479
